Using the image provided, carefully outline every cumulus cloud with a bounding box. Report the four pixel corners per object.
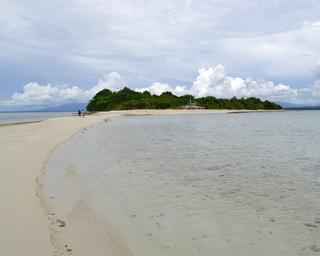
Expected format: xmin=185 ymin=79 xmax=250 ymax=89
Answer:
xmin=89 ymin=72 xmax=124 ymax=94
xmin=190 ymin=65 xmax=298 ymax=100
xmin=2 ymin=65 xmax=320 ymax=108
xmin=137 ymin=65 xmax=299 ymax=101
xmin=1 ymin=72 xmax=123 ymax=106
xmin=1 ymin=83 xmax=88 ymax=106
xmin=136 ymin=82 xmax=188 ymax=96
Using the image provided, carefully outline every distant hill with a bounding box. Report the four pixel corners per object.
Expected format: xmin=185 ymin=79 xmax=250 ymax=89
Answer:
xmin=275 ymin=101 xmax=304 ymax=108
xmin=87 ymin=87 xmax=282 ymax=111
xmin=40 ymin=103 xmax=87 ymax=112
xmin=275 ymin=101 xmax=320 ymax=110
xmin=285 ymin=106 xmax=320 ymax=110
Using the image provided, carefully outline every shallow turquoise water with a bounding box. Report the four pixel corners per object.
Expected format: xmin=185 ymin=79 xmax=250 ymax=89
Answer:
xmin=44 ymin=111 xmax=320 ymax=256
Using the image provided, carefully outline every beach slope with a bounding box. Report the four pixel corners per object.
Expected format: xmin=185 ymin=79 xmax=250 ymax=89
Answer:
xmin=0 ymin=113 xmax=113 ymax=256
xmin=0 ymin=109 xmax=274 ymax=255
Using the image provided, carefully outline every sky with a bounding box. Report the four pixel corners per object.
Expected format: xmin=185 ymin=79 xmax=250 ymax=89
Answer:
xmin=0 ymin=0 xmax=320 ymax=110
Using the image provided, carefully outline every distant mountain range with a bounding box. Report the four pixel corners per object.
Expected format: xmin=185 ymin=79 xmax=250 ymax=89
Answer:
xmin=40 ymin=103 xmax=87 ymax=112
xmin=285 ymin=106 xmax=320 ymax=110
xmin=275 ymin=101 xmax=320 ymax=110
xmin=1 ymin=101 xmax=319 ymax=113
xmin=0 ymin=103 xmax=88 ymax=113
xmin=39 ymin=100 xmax=320 ymax=112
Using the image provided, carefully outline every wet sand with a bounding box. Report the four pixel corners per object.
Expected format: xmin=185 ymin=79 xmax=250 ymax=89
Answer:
xmin=0 ymin=109 xmax=266 ymax=256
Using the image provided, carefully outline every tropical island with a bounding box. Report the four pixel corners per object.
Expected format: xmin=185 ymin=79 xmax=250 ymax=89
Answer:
xmin=87 ymin=87 xmax=282 ymax=111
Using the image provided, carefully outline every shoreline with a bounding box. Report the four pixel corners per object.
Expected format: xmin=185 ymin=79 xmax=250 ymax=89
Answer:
xmin=0 ymin=112 xmax=73 ymax=127
xmin=0 ymin=109 xmax=281 ymax=256
xmin=0 ymin=108 xmax=283 ymax=127
xmin=0 ymin=120 xmax=44 ymax=127
xmin=0 ymin=112 xmax=112 ymax=256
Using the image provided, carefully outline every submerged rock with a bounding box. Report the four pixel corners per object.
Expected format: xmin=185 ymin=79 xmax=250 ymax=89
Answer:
xmin=310 ymin=245 xmax=320 ymax=252
xmin=304 ymin=223 xmax=318 ymax=228
xmin=57 ymin=219 xmax=66 ymax=227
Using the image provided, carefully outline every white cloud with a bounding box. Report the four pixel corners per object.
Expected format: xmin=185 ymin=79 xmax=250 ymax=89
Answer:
xmin=1 ymin=1 xmax=320 ymax=90
xmin=190 ymin=65 xmax=298 ymax=100
xmin=89 ymin=72 xmax=124 ymax=94
xmin=2 ymin=65 xmax=320 ymax=107
xmin=1 ymin=72 xmax=123 ymax=106
xmin=136 ymin=82 xmax=188 ymax=96
xmin=1 ymin=83 xmax=86 ymax=106
xmin=138 ymin=65 xmax=299 ymax=101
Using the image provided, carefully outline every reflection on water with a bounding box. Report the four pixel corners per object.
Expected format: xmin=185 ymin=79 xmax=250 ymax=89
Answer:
xmin=44 ymin=111 xmax=320 ymax=256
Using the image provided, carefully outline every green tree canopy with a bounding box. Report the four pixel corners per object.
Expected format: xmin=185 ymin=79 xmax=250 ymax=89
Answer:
xmin=87 ymin=87 xmax=282 ymax=111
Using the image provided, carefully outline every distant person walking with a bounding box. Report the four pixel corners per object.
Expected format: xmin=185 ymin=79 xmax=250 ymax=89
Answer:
xmin=78 ymin=110 xmax=81 ymax=117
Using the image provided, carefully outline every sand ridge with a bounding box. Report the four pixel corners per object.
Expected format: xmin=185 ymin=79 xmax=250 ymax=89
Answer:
xmin=0 ymin=109 xmax=278 ymax=256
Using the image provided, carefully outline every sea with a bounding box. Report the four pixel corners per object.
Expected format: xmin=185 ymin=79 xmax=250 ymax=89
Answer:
xmin=0 ymin=112 xmax=72 ymax=125
xmin=43 ymin=111 xmax=320 ymax=256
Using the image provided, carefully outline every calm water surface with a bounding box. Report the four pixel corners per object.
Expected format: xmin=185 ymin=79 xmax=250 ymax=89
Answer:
xmin=44 ymin=111 xmax=320 ymax=256
xmin=0 ymin=112 xmax=72 ymax=125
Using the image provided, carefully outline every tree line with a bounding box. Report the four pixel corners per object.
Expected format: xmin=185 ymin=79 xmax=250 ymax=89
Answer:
xmin=87 ymin=87 xmax=282 ymax=111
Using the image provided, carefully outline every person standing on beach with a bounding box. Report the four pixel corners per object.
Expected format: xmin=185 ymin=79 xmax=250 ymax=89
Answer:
xmin=78 ymin=110 xmax=81 ymax=117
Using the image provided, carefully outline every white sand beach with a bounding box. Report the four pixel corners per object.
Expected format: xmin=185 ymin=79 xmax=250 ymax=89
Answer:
xmin=2 ymin=1 xmax=320 ymax=255
xmin=0 ymin=109 xmax=265 ymax=256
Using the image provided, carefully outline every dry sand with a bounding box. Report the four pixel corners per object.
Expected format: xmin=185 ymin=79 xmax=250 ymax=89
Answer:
xmin=0 ymin=109 xmax=276 ymax=256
